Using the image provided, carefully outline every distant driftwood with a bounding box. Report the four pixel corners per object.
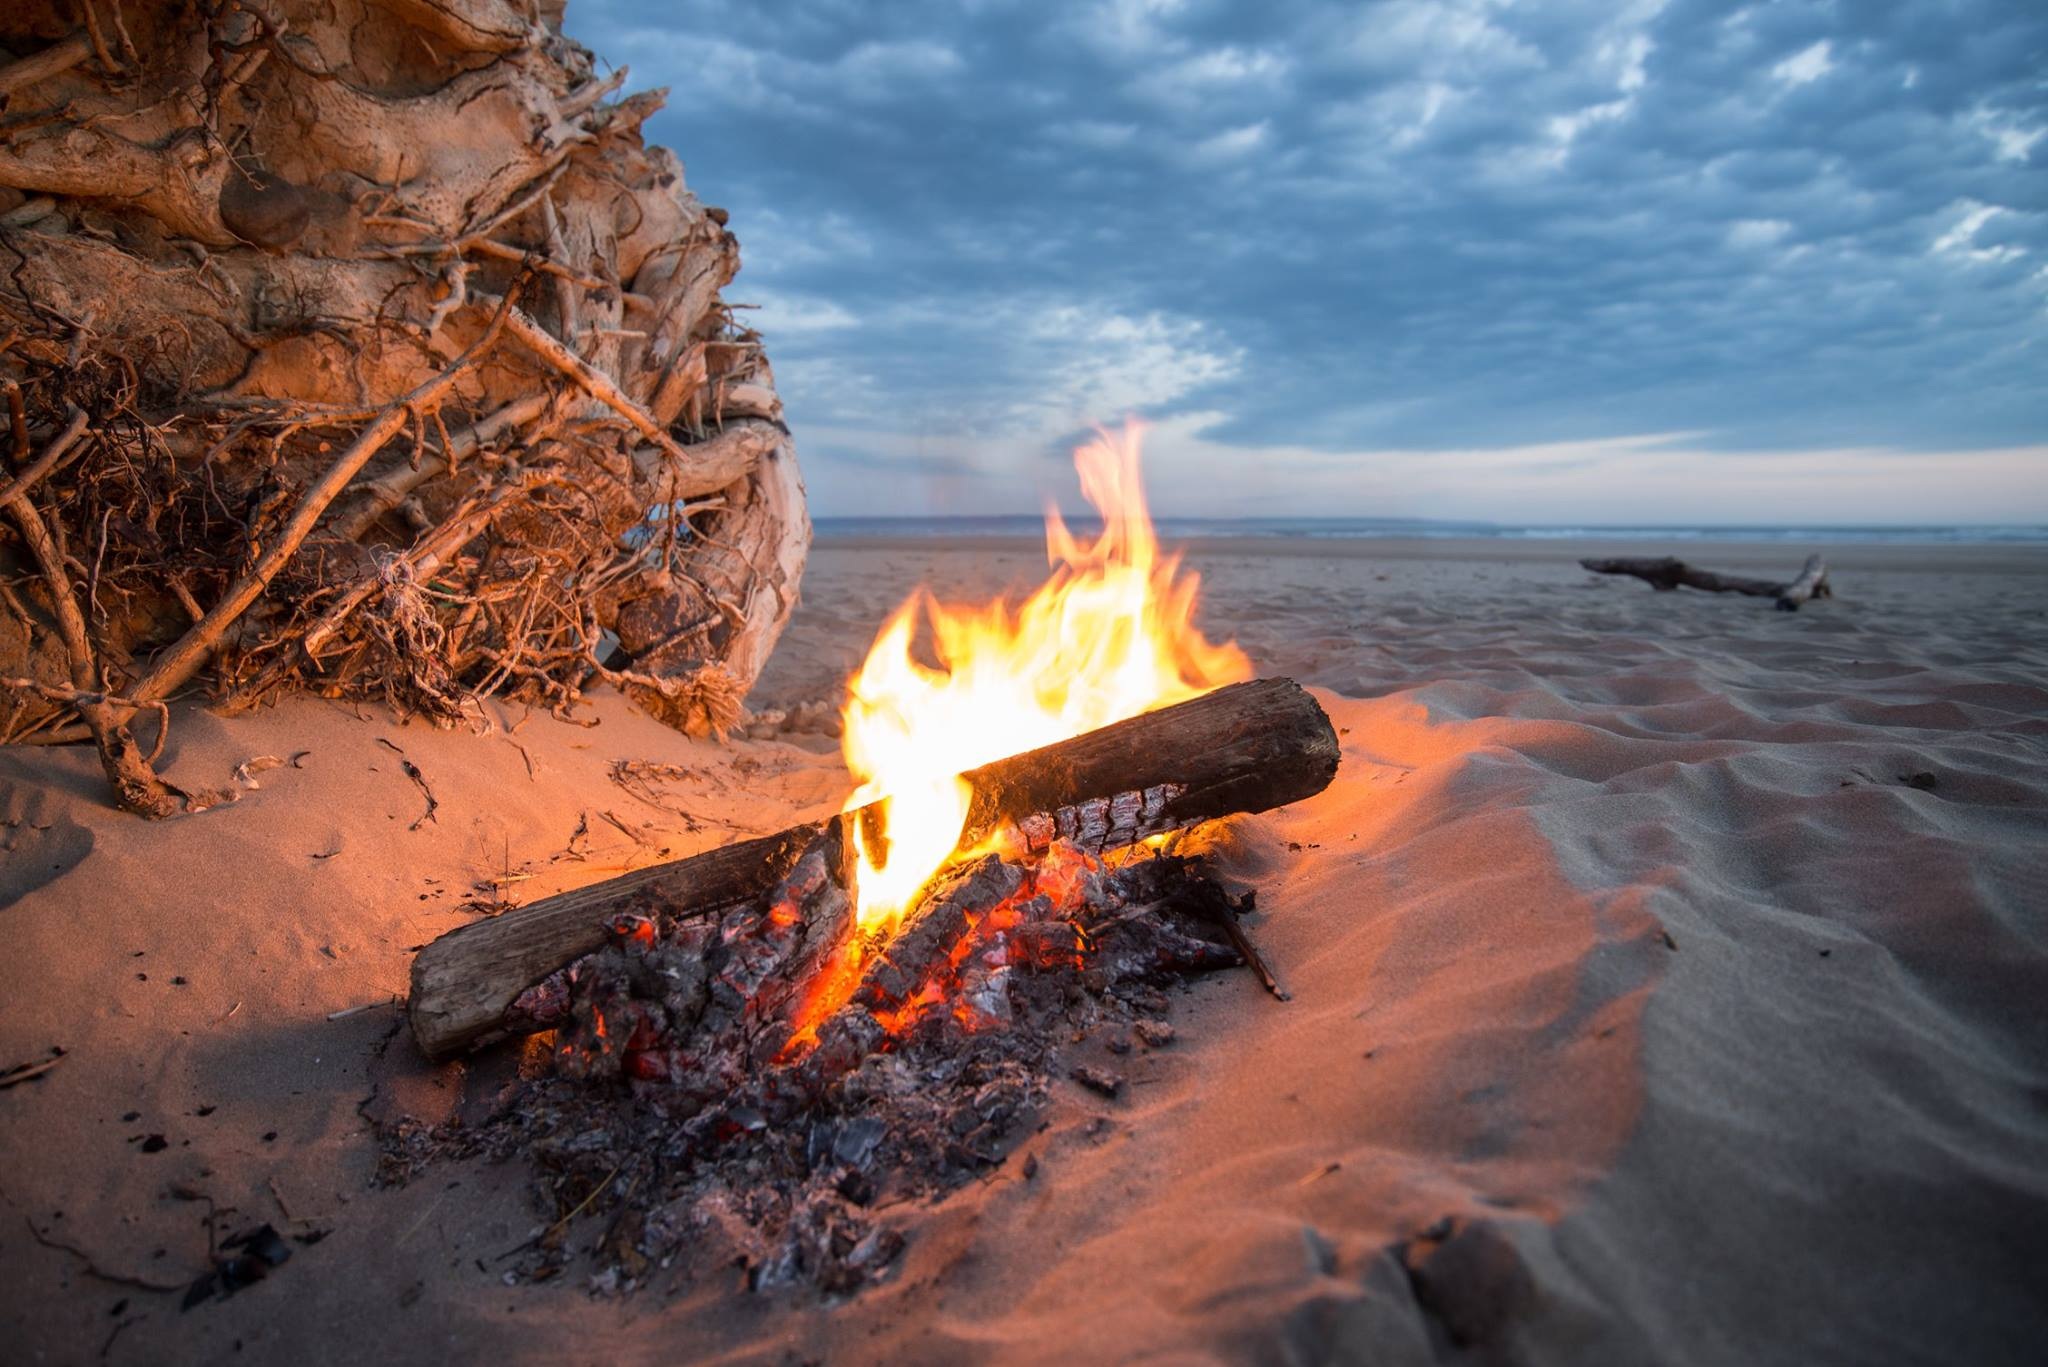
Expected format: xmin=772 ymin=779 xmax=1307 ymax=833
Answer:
xmin=1580 ymin=553 xmax=1832 ymax=611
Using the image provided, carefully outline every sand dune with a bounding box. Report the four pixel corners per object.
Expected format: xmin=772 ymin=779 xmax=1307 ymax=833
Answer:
xmin=4 ymin=537 xmax=2045 ymax=1364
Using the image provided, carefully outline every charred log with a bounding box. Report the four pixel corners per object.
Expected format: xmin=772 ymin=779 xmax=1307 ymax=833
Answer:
xmin=407 ymin=676 xmax=1340 ymax=1059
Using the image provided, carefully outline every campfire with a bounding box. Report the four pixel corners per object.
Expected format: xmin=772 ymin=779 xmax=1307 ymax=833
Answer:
xmin=399 ymin=425 xmax=1339 ymax=1291
xmin=834 ymin=422 xmax=1251 ymax=941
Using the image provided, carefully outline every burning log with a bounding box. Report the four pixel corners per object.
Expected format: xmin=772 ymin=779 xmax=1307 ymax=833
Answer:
xmin=1580 ymin=553 xmax=1832 ymax=610
xmin=407 ymin=675 xmax=1339 ymax=1059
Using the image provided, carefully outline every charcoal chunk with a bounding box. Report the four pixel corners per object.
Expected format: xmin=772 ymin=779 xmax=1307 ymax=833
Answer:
xmin=1071 ymin=1065 xmax=1123 ymax=1098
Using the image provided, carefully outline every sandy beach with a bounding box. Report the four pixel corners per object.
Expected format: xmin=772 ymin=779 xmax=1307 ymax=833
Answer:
xmin=5 ymin=534 xmax=2047 ymax=1365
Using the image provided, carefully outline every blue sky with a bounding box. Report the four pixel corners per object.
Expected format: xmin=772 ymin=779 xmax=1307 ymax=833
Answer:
xmin=569 ymin=0 xmax=2047 ymax=524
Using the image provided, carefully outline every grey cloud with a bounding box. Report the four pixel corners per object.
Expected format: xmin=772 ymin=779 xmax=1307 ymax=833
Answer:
xmin=568 ymin=0 xmax=2048 ymax=514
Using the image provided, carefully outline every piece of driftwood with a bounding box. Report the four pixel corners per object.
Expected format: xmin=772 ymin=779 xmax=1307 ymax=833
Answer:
xmin=1580 ymin=553 xmax=1831 ymax=611
xmin=408 ymin=676 xmax=1340 ymax=1058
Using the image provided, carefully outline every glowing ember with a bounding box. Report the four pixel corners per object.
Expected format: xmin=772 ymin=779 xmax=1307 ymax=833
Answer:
xmin=841 ymin=421 xmax=1250 ymax=937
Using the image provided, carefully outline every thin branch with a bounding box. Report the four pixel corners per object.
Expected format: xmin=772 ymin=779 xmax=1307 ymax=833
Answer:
xmin=24 ymin=1216 xmax=189 ymax=1292
xmin=0 ymin=405 xmax=87 ymax=504
xmin=458 ymin=237 xmax=607 ymax=287
xmin=0 ymin=1052 xmax=66 ymax=1088
xmin=76 ymin=2 xmax=123 ymax=78
xmin=489 ymin=296 xmax=686 ymax=463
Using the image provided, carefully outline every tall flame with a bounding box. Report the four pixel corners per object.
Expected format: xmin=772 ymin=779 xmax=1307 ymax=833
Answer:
xmin=841 ymin=421 xmax=1251 ymax=935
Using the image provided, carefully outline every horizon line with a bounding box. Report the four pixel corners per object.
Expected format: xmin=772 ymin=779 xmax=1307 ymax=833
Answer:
xmin=810 ymin=513 xmax=2048 ymax=532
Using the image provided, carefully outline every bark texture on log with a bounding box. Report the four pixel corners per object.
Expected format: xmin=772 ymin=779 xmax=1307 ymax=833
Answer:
xmin=1581 ymin=553 xmax=1832 ymax=611
xmin=408 ymin=676 xmax=1341 ymax=1058
xmin=0 ymin=2 xmax=808 ymax=812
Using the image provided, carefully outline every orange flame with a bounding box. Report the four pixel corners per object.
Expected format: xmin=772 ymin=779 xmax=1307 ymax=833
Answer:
xmin=841 ymin=421 xmax=1250 ymax=935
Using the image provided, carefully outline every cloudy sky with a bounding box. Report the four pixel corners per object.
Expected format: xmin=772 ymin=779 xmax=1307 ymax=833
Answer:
xmin=569 ymin=0 xmax=2046 ymax=526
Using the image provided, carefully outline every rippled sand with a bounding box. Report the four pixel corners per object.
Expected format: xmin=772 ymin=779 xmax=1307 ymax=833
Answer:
xmin=4 ymin=536 xmax=2045 ymax=1364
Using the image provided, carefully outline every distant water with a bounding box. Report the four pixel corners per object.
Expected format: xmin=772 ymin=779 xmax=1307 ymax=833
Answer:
xmin=814 ymin=516 xmax=2048 ymax=546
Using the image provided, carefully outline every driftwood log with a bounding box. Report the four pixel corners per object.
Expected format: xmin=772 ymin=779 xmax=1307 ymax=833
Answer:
xmin=1581 ymin=553 xmax=1831 ymax=611
xmin=0 ymin=3 xmax=807 ymax=814
xmin=408 ymin=676 xmax=1341 ymax=1059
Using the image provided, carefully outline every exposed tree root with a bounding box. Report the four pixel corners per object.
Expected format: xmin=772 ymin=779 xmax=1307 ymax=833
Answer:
xmin=0 ymin=2 xmax=810 ymax=812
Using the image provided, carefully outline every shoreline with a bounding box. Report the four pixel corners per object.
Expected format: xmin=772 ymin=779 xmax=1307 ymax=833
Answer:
xmin=813 ymin=532 xmax=2048 ymax=576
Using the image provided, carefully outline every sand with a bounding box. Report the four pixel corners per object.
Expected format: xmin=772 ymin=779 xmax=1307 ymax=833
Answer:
xmin=4 ymin=535 xmax=2046 ymax=1364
